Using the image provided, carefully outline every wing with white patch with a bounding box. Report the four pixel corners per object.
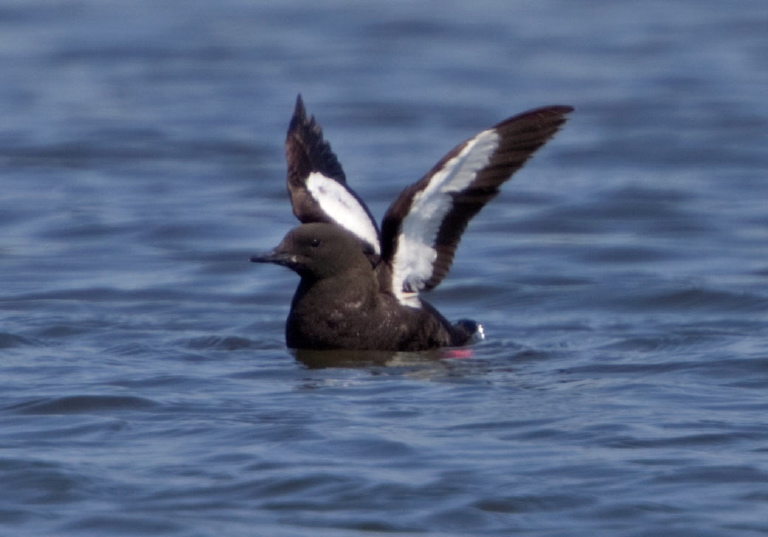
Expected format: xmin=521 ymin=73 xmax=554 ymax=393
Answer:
xmin=285 ymin=95 xmax=381 ymax=257
xmin=380 ymin=105 xmax=573 ymax=307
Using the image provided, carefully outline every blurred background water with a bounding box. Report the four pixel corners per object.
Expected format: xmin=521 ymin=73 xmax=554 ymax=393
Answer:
xmin=1 ymin=1 xmax=767 ymax=535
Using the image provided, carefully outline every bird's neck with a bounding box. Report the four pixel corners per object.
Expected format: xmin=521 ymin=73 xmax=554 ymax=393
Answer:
xmin=291 ymin=268 xmax=378 ymax=312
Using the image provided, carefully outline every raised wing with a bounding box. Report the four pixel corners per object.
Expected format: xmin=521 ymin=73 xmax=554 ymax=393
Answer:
xmin=380 ymin=105 xmax=573 ymax=307
xmin=285 ymin=95 xmax=381 ymax=257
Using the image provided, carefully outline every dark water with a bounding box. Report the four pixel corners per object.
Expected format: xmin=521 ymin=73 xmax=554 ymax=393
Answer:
xmin=2 ymin=1 xmax=768 ymax=535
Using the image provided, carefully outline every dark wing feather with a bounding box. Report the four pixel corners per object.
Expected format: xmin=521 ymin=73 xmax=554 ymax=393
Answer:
xmin=286 ymin=94 xmax=346 ymax=193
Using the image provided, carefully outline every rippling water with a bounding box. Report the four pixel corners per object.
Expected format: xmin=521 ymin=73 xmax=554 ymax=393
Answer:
xmin=2 ymin=1 xmax=768 ymax=535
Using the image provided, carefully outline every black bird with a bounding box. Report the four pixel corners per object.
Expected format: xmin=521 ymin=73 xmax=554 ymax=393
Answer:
xmin=252 ymin=95 xmax=572 ymax=351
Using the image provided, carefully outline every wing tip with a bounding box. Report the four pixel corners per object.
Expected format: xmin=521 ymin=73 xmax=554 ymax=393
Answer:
xmin=494 ymin=104 xmax=575 ymax=131
xmin=289 ymin=93 xmax=313 ymax=136
xmin=528 ymin=104 xmax=575 ymax=115
xmin=537 ymin=104 xmax=575 ymax=126
xmin=550 ymin=104 xmax=575 ymax=114
xmin=293 ymin=93 xmax=306 ymax=121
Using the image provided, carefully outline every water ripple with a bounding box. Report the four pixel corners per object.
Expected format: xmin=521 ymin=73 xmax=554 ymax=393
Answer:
xmin=6 ymin=396 xmax=159 ymax=415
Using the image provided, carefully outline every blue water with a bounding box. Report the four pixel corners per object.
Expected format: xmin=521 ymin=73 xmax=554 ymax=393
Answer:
xmin=2 ymin=1 xmax=768 ymax=535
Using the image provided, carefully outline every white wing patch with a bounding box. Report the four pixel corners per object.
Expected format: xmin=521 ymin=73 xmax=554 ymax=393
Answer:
xmin=306 ymin=172 xmax=381 ymax=255
xmin=392 ymin=129 xmax=500 ymax=307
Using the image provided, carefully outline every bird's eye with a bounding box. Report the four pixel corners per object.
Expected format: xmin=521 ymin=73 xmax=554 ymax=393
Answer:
xmin=310 ymin=238 xmax=321 ymax=248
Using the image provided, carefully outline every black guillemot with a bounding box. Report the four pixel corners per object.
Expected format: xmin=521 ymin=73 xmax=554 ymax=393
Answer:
xmin=251 ymin=95 xmax=572 ymax=351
